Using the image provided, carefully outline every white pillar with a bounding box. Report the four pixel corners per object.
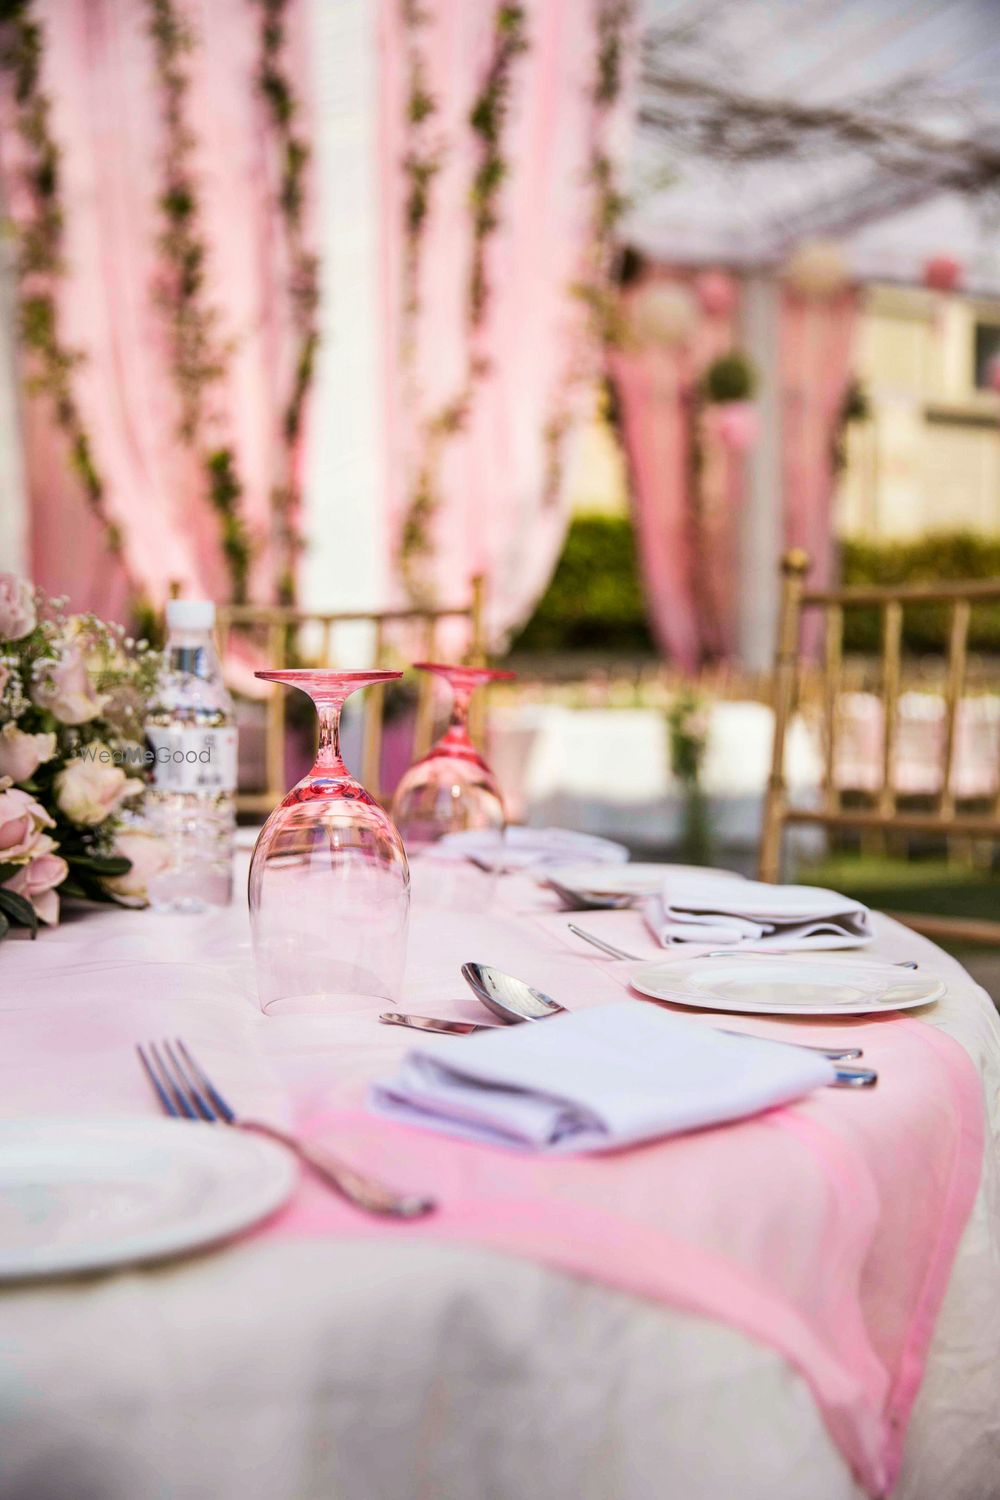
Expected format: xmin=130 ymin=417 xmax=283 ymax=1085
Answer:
xmin=0 ymin=187 xmax=29 ymax=576
xmin=738 ymin=272 xmax=783 ymax=670
xmin=301 ymin=0 xmax=384 ymax=632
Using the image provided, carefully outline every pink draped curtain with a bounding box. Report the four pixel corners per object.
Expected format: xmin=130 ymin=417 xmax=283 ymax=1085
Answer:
xmin=378 ymin=0 xmax=626 ymax=642
xmin=780 ymin=286 xmax=859 ymax=592
xmin=612 ymin=274 xmax=858 ymax=667
xmin=609 ymin=273 xmax=745 ymax=670
xmin=0 ymin=0 xmax=313 ymax=614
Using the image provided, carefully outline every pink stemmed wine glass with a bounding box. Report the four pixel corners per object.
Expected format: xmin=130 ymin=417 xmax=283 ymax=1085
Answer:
xmin=249 ymin=670 xmax=409 ymax=1014
xmin=391 ymin=663 xmax=515 ymax=898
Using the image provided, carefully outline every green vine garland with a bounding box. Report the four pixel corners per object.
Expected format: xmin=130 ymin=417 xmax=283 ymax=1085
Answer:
xmin=398 ymin=2 xmax=529 ymax=603
xmin=542 ymin=0 xmax=633 ymax=508
xmin=0 ymin=0 xmax=128 ymax=568
xmin=467 ymin=4 xmax=528 ymax=327
xmin=251 ymin=0 xmax=318 ymax=605
xmin=145 ymin=0 xmax=252 ymax=603
xmin=396 ymin=0 xmax=441 ymax=601
xmin=400 ymin=0 xmax=440 ymax=345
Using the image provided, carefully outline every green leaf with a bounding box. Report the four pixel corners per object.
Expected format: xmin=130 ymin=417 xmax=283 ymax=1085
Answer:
xmin=0 ymin=887 xmax=37 ymax=936
xmin=0 ymin=862 xmax=21 ymax=884
xmin=0 ymin=910 xmax=8 ymax=942
xmin=58 ymin=877 xmax=99 ymax=904
xmin=67 ymin=854 xmax=132 ymax=877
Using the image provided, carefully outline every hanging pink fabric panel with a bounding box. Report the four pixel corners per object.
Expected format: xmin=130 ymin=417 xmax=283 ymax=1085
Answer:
xmin=780 ymin=287 xmax=858 ymax=590
xmin=0 ymin=0 xmax=313 ymax=614
xmin=377 ymin=0 xmax=622 ymax=642
xmin=608 ymin=274 xmax=745 ymax=670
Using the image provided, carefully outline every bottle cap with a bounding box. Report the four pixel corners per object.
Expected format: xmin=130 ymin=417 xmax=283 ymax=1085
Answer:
xmin=166 ymin=599 xmax=216 ymax=631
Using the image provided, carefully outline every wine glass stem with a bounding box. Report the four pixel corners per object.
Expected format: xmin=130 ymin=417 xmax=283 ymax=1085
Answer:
xmin=314 ymin=699 xmax=348 ymax=777
xmin=440 ymin=682 xmax=474 ymax=749
xmin=451 ymin=684 xmax=472 ymax=732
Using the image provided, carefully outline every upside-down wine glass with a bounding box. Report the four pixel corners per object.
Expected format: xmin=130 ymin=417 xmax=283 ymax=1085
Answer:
xmin=249 ymin=671 xmax=410 ymax=1014
xmin=391 ymin=662 xmax=515 ymax=906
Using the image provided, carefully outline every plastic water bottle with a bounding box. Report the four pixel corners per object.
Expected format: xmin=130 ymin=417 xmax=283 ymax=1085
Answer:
xmin=145 ymin=599 xmax=237 ymax=912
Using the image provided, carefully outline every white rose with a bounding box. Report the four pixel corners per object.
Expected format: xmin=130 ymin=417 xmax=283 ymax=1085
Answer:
xmin=0 ymin=723 xmax=57 ymax=784
xmin=54 ymin=747 xmax=144 ymax=826
xmin=100 ymin=829 xmax=171 ymax=905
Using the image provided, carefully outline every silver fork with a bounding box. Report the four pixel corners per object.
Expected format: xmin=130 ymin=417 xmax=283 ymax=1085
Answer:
xmin=568 ymin=924 xmax=918 ymax=971
xmin=137 ymin=1038 xmax=435 ymax=1220
xmin=567 ymin=923 xmax=642 ymax=960
xmin=565 ymin=926 xmax=864 ymax=1060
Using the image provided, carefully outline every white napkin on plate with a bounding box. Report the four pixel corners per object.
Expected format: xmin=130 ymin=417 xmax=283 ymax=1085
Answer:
xmin=370 ymin=1001 xmax=834 ymax=1152
xmin=643 ymin=874 xmax=872 ymax=950
xmin=433 ymin=826 xmax=629 ymax=870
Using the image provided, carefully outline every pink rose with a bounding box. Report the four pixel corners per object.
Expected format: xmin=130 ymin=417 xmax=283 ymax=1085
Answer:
xmin=0 ymin=663 xmax=8 ymax=697
xmin=31 ymin=643 xmax=105 ymax=725
xmin=3 ymin=847 xmax=68 ymax=925
xmin=0 ymin=723 xmax=57 ymax=783
xmin=54 ymin=746 xmax=144 ymax=826
xmin=0 ymin=786 xmax=55 ymax=862
xmin=0 ymin=573 xmax=37 ymax=641
xmin=101 ymin=829 xmax=170 ymax=905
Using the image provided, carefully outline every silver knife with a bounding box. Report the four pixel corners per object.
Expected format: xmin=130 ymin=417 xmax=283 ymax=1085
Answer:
xmin=380 ymin=1011 xmax=500 ymax=1036
xmin=379 ymin=1010 xmax=868 ymax=1074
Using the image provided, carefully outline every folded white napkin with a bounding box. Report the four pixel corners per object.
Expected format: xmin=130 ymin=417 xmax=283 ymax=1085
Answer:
xmin=643 ymin=874 xmax=872 ymax=951
xmin=433 ymin=826 xmax=629 ymax=870
xmin=370 ymin=1001 xmax=834 ymax=1152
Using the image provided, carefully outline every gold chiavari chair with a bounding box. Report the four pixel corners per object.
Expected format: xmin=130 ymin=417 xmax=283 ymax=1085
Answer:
xmin=214 ymin=576 xmax=487 ymax=817
xmin=760 ymin=551 xmax=1000 ymax=944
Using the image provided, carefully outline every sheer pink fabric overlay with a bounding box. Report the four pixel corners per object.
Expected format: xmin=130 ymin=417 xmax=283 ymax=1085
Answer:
xmin=0 ymin=0 xmax=314 ymax=611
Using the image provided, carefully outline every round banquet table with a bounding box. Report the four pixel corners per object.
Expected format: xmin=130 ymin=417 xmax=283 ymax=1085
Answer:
xmin=1 ymin=856 xmax=999 ymax=1500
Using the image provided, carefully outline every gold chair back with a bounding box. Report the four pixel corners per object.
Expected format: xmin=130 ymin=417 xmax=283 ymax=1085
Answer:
xmin=215 ymin=576 xmax=486 ymax=816
xmin=760 ymin=551 xmax=1000 ymax=944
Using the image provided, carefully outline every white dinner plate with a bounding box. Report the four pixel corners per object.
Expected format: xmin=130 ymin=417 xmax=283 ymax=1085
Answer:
xmin=435 ymin=827 xmax=629 ymax=868
xmin=542 ymin=862 xmax=746 ymax=896
xmin=629 ymin=956 xmax=946 ymax=1016
xmin=0 ymin=1118 xmax=297 ymax=1280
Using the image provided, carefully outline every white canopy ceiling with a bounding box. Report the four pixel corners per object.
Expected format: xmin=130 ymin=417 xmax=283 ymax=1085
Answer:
xmin=628 ymin=0 xmax=1000 ymax=292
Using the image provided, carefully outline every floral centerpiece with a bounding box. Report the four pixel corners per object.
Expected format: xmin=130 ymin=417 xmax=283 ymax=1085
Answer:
xmin=0 ymin=573 xmax=166 ymax=941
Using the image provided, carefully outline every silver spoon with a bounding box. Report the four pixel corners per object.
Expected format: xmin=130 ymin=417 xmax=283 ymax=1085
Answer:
xmin=460 ymin=961 xmax=865 ymax=1065
xmin=461 ymin=961 xmax=561 ymax=1021
xmin=544 ymin=878 xmax=636 ymax=912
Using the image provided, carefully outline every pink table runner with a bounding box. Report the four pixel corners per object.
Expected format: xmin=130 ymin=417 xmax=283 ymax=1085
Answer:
xmin=262 ymin=1010 xmax=981 ymax=1498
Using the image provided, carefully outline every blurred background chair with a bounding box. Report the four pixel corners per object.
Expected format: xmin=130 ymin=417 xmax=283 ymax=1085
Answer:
xmin=211 ymin=576 xmax=486 ymax=817
xmin=761 ymin=552 xmax=1000 ymax=944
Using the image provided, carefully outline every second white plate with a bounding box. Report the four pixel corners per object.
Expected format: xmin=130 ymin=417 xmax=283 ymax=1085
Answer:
xmin=0 ymin=1117 xmax=297 ymax=1281
xmin=629 ymin=956 xmax=946 ymax=1016
xmin=542 ymin=862 xmax=746 ymax=896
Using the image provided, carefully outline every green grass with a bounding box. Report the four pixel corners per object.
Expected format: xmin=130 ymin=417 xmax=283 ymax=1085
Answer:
xmin=798 ymin=855 xmax=1000 ymax=923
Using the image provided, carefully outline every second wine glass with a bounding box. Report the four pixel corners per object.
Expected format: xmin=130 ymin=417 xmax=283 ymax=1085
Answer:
xmin=391 ymin=662 xmax=514 ymax=898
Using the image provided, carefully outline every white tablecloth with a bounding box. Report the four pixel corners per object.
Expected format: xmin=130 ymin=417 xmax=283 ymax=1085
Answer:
xmin=1 ymin=866 xmax=999 ymax=1500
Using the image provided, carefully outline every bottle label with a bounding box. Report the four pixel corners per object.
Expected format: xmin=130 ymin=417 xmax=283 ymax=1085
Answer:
xmin=146 ymin=726 xmax=238 ymax=794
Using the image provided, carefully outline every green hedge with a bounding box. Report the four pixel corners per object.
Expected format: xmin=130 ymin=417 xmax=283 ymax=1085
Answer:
xmin=510 ymin=513 xmax=654 ymax=654
xmin=512 ymin=517 xmax=1000 ymax=657
xmin=841 ymin=533 xmax=1000 ymax=653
